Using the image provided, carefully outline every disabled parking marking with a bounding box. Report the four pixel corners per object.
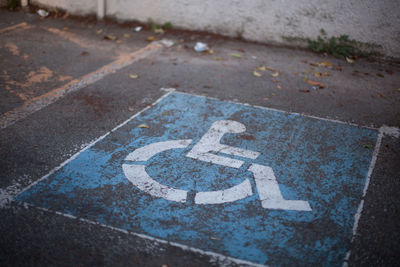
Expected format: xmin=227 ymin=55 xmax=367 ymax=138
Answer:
xmin=15 ymin=91 xmax=378 ymax=266
xmin=123 ymin=119 xmax=312 ymax=210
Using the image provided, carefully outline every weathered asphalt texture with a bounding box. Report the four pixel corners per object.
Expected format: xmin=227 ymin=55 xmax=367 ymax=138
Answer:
xmin=1 ymin=8 xmax=400 ymax=267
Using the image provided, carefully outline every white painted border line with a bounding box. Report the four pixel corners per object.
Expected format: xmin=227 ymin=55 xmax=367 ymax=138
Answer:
xmin=161 ymin=89 xmax=378 ymax=130
xmin=342 ymin=128 xmax=384 ymax=266
xmin=15 ymin=90 xmax=171 ymax=198
xmin=22 ymin=202 xmax=267 ymax=267
xmin=0 ymin=42 xmax=162 ymax=129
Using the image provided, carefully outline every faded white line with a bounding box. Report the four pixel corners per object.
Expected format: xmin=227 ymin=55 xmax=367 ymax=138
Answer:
xmin=342 ymin=129 xmax=384 ymax=266
xmin=0 ymin=43 xmax=162 ymax=129
xmin=2 ymin=91 xmax=171 ymax=207
xmin=0 ymin=22 xmax=33 ymax=34
xmin=163 ymin=89 xmax=379 ymax=130
xmin=23 ymin=202 xmax=268 ymax=267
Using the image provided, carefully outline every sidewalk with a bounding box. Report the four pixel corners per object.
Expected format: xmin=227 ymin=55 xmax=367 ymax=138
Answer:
xmin=1 ymin=8 xmax=399 ymax=267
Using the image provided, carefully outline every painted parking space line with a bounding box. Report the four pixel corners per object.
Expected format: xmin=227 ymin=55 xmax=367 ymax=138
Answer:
xmin=0 ymin=42 xmax=162 ymax=129
xmin=0 ymin=22 xmax=33 ymax=34
xmin=13 ymin=91 xmax=385 ymax=265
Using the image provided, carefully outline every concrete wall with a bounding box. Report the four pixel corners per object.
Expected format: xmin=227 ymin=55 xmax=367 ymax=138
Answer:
xmin=31 ymin=0 xmax=400 ymax=59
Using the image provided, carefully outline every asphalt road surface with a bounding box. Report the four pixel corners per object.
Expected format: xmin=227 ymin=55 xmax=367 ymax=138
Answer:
xmin=1 ymin=8 xmax=399 ymax=267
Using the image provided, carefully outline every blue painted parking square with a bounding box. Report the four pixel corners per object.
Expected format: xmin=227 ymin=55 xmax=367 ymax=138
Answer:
xmin=16 ymin=92 xmax=377 ymax=266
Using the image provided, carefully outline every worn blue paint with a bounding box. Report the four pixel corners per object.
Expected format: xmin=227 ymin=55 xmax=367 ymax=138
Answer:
xmin=17 ymin=92 xmax=377 ymax=266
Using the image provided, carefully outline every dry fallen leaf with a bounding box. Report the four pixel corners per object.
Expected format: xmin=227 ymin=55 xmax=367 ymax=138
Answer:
xmin=253 ymin=70 xmax=263 ymax=77
xmin=263 ymin=97 xmax=269 ymax=100
xmin=307 ymin=80 xmax=325 ymax=88
xmin=138 ymin=124 xmax=149 ymax=128
xmin=230 ymin=53 xmax=242 ymax=58
xmin=128 ymin=107 xmax=134 ymax=112
xmin=129 ymin=74 xmax=139 ymax=79
xmin=397 ymin=88 xmax=400 ymax=92
xmin=123 ymin=33 xmax=130 ymax=38
xmin=271 ymin=72 xmax=280 ymax=77
xmin=146 ymin=36 xmax=156 ymax=42
xmin=96 ymin=29 xmax=103 ymax=34
xmin=154 ymin=28 xmax=164 ymax=34
xmin=103 ymin=35 xmax=117 ymax=41
xmin=81 ymin=51 xmax=89 ymax=56
xmin=376 ymin=92 xmax=383 ymax=98
xmin=314 ymin=71 xmax=330 ymax=77
xmin=346 ymin=57 xmax=355 ymax=64
xmin=257 ymin=66 xmax=277 ymax=72
xmin=319 ymin=61 xmax=333 ymax=67
xmin=299 ymin=89 xmax=310 ymax=93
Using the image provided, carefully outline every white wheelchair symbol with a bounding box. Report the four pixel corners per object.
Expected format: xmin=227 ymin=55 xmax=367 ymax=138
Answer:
xmin=122 ymin=120 xmax=311 ymax=211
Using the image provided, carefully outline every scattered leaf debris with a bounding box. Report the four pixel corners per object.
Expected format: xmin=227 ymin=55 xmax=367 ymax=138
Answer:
xmin=299 ymin=89 xmax=310 ymax=93
xmin=129 ymin=74 xmax=139 ymax=79
xmin=363 ymin=144 xmax=373 ymax=149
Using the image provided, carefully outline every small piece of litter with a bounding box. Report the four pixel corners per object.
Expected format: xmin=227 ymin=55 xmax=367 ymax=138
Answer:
xmin=123 ymin=33 xmax=130 ymax=38
xmin=230 ymin=53 xmax=242 ymax=58
xmin=129 ymin=74 xmax=139 ymax=79
xmin=160 ymin=39 xmax=174 ymax=47
xmin=194 ymin=42 xmax=209 ymax=52
xmin=37 ymin=9 xmax=49 ymax=17
xmin=138 ymin=124 xmax=149 ymax=128
xmin=271 ymin=72 xmax=280 ymax=77
xmin=134 ymin=26 xmax=142 ymax=32
xmin=210 ymin=237 xmax=218 ymax=240
xmin=253 ymin=70 xmax=263 ymax=77
xmin=128 ymin=107 xmax=134 ymax=112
